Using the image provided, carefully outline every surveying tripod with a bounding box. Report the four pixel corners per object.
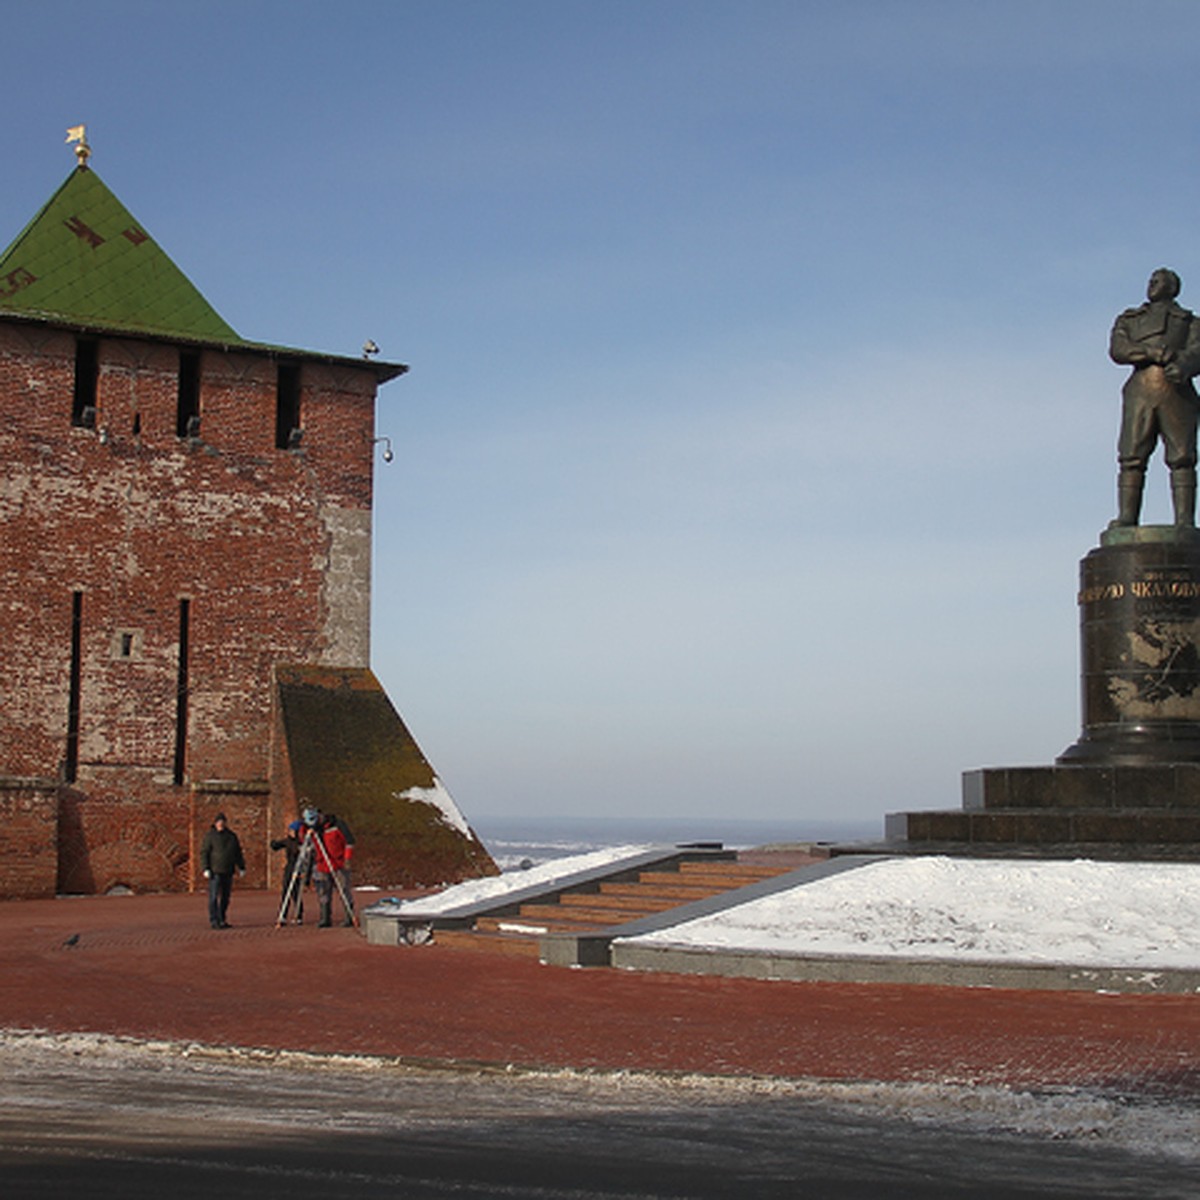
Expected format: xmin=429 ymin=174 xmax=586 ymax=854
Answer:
xmin=276 ymin=825 xmax=358 ymax=929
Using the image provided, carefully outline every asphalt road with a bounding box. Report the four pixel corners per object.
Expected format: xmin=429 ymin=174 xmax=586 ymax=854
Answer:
xmin=2 ymin=1034 xmax=1197 ymax=1199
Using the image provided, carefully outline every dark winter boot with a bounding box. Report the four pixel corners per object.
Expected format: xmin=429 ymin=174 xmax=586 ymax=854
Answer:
xmin=1172 ymin=467 xmax=1197 ymax=527
xmin=1110 ymin=469 xmax=1145 ymax=528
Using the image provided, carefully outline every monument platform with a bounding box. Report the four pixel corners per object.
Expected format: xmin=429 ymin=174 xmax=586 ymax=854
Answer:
xmin=881 ymin=763 xmax=1200 ymax=860
xmin=882 ymin=526 xmax=1200 ymax=861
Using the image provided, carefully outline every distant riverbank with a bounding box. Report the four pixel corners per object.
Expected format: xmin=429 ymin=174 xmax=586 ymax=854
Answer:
xmin=470 ymin=813 xmax=880 ymax=870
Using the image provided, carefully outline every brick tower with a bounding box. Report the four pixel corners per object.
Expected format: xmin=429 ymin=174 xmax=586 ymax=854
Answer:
xmin=0 ymin=147 xmax=495 ymax=897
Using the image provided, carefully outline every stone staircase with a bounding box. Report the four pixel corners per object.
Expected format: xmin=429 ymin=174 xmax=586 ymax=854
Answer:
xmin=432 ymin=858 xmax=798 ymax=957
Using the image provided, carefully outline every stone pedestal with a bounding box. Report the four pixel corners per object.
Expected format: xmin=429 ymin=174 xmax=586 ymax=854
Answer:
xmin=1059 ymin=526 xmax=1200 ymax=763
xmin=879 ymin=526 xmax=1200 ymax=860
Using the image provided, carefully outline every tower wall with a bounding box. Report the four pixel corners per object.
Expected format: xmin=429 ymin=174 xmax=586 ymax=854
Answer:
xmin=0 ymin=319 xmax=379 ymax=893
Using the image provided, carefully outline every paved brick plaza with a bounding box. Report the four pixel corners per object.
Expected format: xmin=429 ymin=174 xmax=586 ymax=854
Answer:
xmin=2 ymin=885 xmax=1198 ymax=1102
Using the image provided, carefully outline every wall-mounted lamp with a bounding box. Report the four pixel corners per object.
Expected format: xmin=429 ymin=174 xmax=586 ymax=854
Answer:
xmin=79 ymin=406 xmax=97 ymax=430
xmin=287 ymin=427 xmax=304 ymax=451
xmin=372 ymin=435 xmax=394 ymax=464
xmin=98 ymin=426 xmax=110 ymax=446
xmin=185 ymin=415 xmax=201 ymax=439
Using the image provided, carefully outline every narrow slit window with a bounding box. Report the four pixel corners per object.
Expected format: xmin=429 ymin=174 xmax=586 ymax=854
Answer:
xmin=176 ymin=350 xmax=201 ymax=438
xmin=72 ymin=339 xmax=98 ymax=427
xmin=66 ymin=592 xmax=83 ymax=783
xmin=275 ymin=363 xmax=301 ymax=450
xmin=173 ymin=599 xmax=190 ymax=786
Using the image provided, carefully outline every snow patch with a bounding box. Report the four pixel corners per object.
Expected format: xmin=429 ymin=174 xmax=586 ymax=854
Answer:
xmin=385 ymin=844 xmax=656 ymax=916
xmin=392 ymin=777 xmax=470 ymax=837
xmin=3 ymin=1030 xmax=1197 ymax=1165
xmin=620 ymin=856 xmax=1200 ymax=969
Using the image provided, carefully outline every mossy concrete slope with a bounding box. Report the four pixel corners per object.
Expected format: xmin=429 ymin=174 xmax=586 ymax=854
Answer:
xmin=274 ymin=666 xmax=497 ymax=888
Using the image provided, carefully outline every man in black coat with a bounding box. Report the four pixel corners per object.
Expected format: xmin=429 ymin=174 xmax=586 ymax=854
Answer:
xmin=200 ymin=812 xmax=245 ymax=929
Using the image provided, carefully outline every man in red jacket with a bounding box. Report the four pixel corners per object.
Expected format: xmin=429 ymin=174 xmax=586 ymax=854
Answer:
xmin=312 ymin=812 xmax=355 ymax=928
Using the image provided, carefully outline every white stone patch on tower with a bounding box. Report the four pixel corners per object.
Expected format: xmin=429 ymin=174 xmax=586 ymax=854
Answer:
xmin=320 ymin=506 xmax=372 ymax=668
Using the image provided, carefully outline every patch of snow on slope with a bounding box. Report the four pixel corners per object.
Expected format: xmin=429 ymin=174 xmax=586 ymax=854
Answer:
xmin=392 ymin=778 xmax=471 ymax=836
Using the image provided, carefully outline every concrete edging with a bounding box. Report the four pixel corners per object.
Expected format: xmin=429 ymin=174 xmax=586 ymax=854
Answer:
xmin=607 ymin=942 xmax=1200 ymax=993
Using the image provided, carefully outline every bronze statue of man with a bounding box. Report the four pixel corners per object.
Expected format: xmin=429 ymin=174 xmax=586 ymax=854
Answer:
xmin=1110 ymin=268 xmax=1200 ymax=528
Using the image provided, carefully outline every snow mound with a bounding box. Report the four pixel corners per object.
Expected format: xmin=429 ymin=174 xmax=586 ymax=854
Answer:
xmin=621 ymin=856 xmax=1200 ymax=969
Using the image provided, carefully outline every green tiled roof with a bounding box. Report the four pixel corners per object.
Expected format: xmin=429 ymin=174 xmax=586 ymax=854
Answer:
xmin=0 ymin=166 xmax=242 ymax=343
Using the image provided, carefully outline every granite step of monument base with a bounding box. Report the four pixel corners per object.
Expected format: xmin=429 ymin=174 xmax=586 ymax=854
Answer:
xmin=885 ymin=807 xmax=1200 ymax=846
xmin=827 ymin=839 xmax=1200 ymax=863
xmin=965 ymin=765 xmax=1200 ymax=810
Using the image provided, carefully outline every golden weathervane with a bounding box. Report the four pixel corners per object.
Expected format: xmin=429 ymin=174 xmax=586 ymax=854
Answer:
xmin=65 ymin=125 xmax=91 ymax=168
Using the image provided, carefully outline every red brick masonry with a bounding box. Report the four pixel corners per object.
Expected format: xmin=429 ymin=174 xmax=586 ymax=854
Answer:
xmin=2 ymin=886 xmax=1199 ymax=1098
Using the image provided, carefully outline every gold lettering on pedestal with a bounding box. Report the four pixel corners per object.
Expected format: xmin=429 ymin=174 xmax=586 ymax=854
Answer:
xmin=1078 ymin=583 xmax=1125 ymax=604
xmin=1080 ymin=576 xmax=1200 ymax=604
xmin=1130 ymin=580 xmax=1200 ymax=599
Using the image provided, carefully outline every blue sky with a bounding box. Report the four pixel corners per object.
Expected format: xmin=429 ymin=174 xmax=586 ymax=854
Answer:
xmin=6 ymin=1 xmax=1200 ymax=833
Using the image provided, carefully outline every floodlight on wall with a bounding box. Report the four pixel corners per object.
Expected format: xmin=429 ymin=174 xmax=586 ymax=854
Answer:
xmin=287 ymin=427 xmax=304 ymax=451
xmin=372 ymin=435 xmax=394 ymax=464
xmin=98 ymin=426 xmax=110 ymax=446
xmin=185 ymin=415 xmax=201 ymax=439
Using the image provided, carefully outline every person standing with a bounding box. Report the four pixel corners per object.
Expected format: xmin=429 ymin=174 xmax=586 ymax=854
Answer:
xmin=312 ymin=812 xmax=355 ymax=928
xmin=270 ymin=816 xmax=306 ymax=924
xmin=200 ymin=812 xmax=245 ymax=930
xmin=330 ymin=813 xmax=355 ymax=900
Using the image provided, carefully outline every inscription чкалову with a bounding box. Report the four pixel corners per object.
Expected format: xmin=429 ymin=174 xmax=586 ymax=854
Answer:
xmin=1080 ymin=575 xmax=1200 ymax=604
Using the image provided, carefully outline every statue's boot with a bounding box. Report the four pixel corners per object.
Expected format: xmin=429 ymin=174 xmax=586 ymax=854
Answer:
xmin=1172 ymin=468 xmax=1197 ymax=527
xmin=1111 ymin=470 xmax=1144 ymax=527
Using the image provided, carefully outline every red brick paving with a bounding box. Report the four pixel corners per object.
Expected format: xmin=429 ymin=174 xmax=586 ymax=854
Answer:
xmin=3 ymin=887 xmax=1199 ymax=1098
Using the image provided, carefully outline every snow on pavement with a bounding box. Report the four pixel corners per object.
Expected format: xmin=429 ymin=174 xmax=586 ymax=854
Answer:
xmin=4 ymin=1030 xmax=1198 ymax=1173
